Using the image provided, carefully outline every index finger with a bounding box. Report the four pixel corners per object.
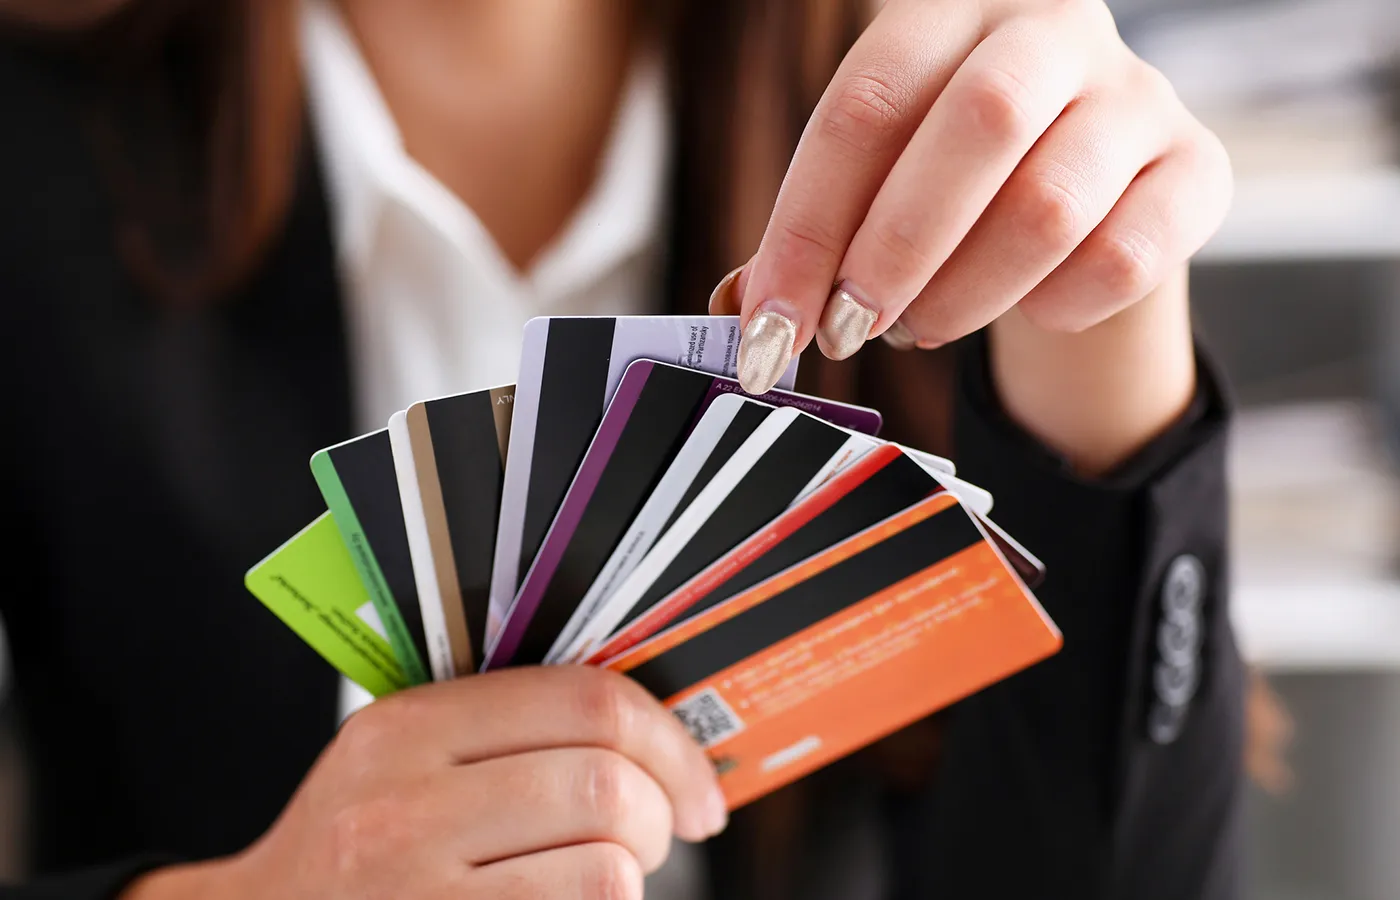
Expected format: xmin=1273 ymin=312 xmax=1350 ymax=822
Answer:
xmin=347 ymin=667 xmax=727 ymax=842
xmin=735 ymin=0 xmax=980 ymax=392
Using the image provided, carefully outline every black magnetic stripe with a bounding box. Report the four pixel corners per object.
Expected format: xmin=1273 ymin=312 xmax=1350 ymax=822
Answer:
xmin=510 ymin=365 xmax=717 ymax=664
xmin=657 ymin=402 xmax=772 ymax=539
xmin=519 ymin=317 xmax=617 ymax=584
xmin=627 ymin=501 xmax=983 ymax=698
xmin=618 ymin=415 xmax=849 ymax=629
xmin=426 ymin=391 xmax=506 ymax=665
xmin=670 ymin=451 xmax=942 ymax=626
xmin=328 ymin=433 xmax=430 ymax=667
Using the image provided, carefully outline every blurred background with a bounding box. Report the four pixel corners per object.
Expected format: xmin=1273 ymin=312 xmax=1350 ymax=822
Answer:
xmin=1116 ymin=0 xmax=1400 ymax=897
xmin=0 ymin=0 xmax=1398 ymax=897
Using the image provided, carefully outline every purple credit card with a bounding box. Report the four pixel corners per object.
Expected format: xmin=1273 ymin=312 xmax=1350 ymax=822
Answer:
xmin=483 ymin=359 xmax=882 ymax=669
xmin=693 ymin=379 xmax=881 ymax=437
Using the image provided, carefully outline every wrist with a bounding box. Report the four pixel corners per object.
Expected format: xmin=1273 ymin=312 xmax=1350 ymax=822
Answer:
xmin=988 ymin=267 xmax=1196 ymax=477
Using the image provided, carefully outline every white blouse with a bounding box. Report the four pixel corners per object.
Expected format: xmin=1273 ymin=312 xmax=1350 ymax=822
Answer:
xmin=298 ymin=2 xmax=668 ymax=698
xmin=299 ymin=0 xmax=671 ymax=434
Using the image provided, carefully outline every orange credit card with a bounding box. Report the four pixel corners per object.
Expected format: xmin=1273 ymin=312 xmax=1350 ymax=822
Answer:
xmin=604 ymin=492 xmax=1062 ymax=809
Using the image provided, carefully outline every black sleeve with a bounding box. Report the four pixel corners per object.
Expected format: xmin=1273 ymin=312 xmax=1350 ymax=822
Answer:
xmin=0 ymin=860 xmax=174 ymax=900
xmin=0 ymin=406 xmax=172 ymax=900
xmin=886 ymin=333 xmax=1244 ymax=900
xmin=0 ymin=100 xmax=173 ymax=895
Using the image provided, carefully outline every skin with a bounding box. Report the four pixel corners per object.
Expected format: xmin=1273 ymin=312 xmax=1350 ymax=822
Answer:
xmin=717 ymin=0 xmax=1231 ymax=476
xmin=338 ymin=0 xmax=636 ymax=271
xmin=93 ymin=0 xmax=1229 ymax=896
xmin=125 ymin=669 xmax=726 ymax=899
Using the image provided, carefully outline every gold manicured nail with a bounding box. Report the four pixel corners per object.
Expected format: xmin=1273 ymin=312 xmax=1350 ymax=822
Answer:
xmin=881 ymin=320 xmax=918 ymax=351
xmin=708 ymin=264 xmax=746 ymax=314
xmin=818 ymin=287 xmax=878 ymax=360
xmin=738 ymin=309 xmax=796 ymax=395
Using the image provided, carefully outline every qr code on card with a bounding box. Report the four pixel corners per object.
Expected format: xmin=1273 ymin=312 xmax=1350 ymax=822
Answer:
xmin=672 ymin=688 xmax=745 ymax=748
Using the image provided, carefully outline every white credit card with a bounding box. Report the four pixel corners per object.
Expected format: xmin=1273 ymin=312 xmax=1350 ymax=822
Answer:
xmin=388 ymin=385 xmax=513 ymax=680
xmin=485 ymin=316 xmax=798 ymax=649
xmin=544 ymin=392 xmax=771 ymax=663
xmin=386 ymin=411 xmax=450 ymax=681
xmin=556 ymin=408 xmax=873 ymax=665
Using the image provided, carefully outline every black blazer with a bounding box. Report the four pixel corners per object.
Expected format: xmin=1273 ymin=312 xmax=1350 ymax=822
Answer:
xmin=0 ymin=33 xmax=1243 ymax=900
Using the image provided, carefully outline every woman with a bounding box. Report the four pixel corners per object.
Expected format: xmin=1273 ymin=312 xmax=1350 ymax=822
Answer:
xmin=0 ymin=0 xmax=1240 ymax=897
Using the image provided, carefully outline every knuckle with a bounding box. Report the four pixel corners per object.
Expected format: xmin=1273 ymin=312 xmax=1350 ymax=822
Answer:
xmin=333 ymin=703 xmax=393 ymax=762
xmin=579 ymin=750 xmax=636 ymax=827
xmin=1131 ymin=60 xmax=1180 ymax=108
xmin=1079 ymin=0 xmax=1120 ymax=33
xmin=1041 ymin=0 xmax=1119 ymax=36
xmin=774 ymin=216 xmax=847 ymax=271
xmin=581 ymin=843 xmax=644 ymax=900
xmin=822 ymin=70 xmax=911 ymax=154
xmin=867 ymin=215 xmax=932 ymax=280
xmin=1093 ymin=230 xmax=1159 ymax=301
xmin=1188 ymin=125 xmax=1234 ymax=193
xmin=1010 ymin=176 xmax=1090 ymax=253
xmin=574 ymin=670 xmax=638 ymax=746
xmin=336 ymin=688 xmax=436 ymax=759
xmin=955 ymin=68 xmax=1035 ymax=146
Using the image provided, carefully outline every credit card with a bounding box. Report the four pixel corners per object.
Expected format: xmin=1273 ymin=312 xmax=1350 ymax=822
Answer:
xmin=487 ymin=316 xmax=799 ymax=648
xmin=390 ymin=384 xmax=513 ymax=681
xmin=245 ymin=513 xmax=409 ymax=697
xmin=549 ymin=394 xmax=775 ymax=664
xmin=553 ymin=409 xmax=876 ymax=667
xmin=606 ymin=492 xmax=1062 ymax=809
xmin=498 ymin=361 xmax=883 ymax=668
xmin=589 ymin=444 xmax=927 ymax=661
xmin=589 ymin=446 xmax=1023 ymax=662
xmin=647 ymin=399 xmax=779 ymax=548
xmin=312 ymin=431 xmax=430 ymax=685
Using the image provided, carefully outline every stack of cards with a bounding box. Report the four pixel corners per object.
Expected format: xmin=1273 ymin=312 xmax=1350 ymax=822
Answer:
xmin=247 ymin=315 xmax=1062 ymax=807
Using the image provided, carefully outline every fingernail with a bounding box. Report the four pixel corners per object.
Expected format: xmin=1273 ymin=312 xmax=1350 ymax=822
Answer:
xmin=708 ymin=263 xmax=746 ymax=315
xmin=817 ymin=284 xmax=878 ymax=361
xmin=881 ymin=320 xmax=918 ymax=351
xmin=737 ymin=308 xmax=796 ymax=395
xmin=704 ymin=784 xmax=729 ymax=836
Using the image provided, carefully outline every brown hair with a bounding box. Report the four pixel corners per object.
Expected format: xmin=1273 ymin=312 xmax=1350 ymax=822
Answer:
xmin=58 ymin=0 xmax=864 ymax=309
xmin=4 ymin=0 xmax=298 ymax=303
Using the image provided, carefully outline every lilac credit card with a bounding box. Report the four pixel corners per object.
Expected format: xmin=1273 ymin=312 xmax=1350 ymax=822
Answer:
xmin=487 ymin=316 xmax=799 ymax=648
xmin=483 ymin=359 xmax=883 ymax=669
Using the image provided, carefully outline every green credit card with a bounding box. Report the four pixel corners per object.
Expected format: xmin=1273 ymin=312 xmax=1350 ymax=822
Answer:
xmin=312 ymin=434 xmax=431 ymax=685
xmin=246 ymin=512 xmax=409 ymax=697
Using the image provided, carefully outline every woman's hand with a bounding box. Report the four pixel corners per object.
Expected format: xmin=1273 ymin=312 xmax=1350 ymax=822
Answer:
xmin=123 ymin=668 xmax=725 ymax=900
xmin=714 ymin=0 xmax=1230 ymax=472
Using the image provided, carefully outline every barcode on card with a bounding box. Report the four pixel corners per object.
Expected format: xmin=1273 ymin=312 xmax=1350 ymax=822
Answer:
xmin=672 ymin=688 xmax=745 ymax=748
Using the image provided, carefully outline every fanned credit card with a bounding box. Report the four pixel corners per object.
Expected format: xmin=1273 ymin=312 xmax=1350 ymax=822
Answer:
xmin=244 ymin=315 xmax=1059 ymax=811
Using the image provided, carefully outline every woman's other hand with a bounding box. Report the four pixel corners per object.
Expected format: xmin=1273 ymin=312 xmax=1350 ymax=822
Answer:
xmin=123 ymin=667 xmax=725 ymax=900
xmin=714 ymin=0 xmax=1230 ymax=474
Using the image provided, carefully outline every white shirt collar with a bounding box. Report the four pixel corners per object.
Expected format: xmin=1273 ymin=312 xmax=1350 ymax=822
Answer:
xmin=298 ymin=0 xmax=670 ymax=297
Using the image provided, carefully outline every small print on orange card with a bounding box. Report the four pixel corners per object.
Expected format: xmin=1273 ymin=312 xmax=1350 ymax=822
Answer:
xmin=605 ymin=492 xmax=1062 ymax=810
